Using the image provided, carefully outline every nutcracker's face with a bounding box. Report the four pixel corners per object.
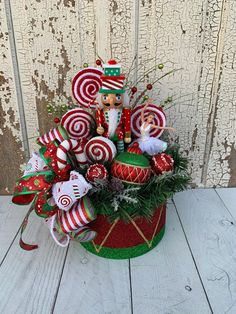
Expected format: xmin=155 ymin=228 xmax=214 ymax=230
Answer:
xmin=101 ymin=93 xmax=123 ymax=110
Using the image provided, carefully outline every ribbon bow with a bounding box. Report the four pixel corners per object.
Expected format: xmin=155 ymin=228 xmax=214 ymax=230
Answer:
xmin=12 ymin=141 xmax=96 ymax=250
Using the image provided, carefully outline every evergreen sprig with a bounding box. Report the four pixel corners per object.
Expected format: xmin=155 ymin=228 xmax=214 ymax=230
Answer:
xmin=88 ymin=145 xmax=191 ymax=222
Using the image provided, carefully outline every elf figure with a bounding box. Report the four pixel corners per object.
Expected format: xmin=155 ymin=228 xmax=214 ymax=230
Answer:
xmin=96 ymin=59 xmax=131 ymax=153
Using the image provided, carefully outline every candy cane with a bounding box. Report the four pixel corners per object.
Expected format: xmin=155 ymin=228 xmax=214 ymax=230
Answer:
xmin=56 ymin=139 xmax=88 ymax=169
xmin=73 ymin=138 xmax=88 ymax=167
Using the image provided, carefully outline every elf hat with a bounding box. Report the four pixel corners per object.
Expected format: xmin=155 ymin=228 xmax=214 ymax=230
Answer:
xmin=99 ymin=59 xmax=125 ymax=94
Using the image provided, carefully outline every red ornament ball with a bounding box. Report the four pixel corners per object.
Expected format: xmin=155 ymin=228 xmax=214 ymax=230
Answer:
xmin=86 ymin=164 xmax=108 ymax=183
xmin=146 ymin=84 xmax=153 ymax=90
xmin=96 ymin=59 xmax=102 ymax=66
xmin=54 ymin=117 xmax=60 ymax=124
xmin=151 ymin=153 xmax=174 ymax=175
xmin=111 ymin=148 xmax=151 ymax=185
xmin=131 ymin=86 xmax=137 ymax=94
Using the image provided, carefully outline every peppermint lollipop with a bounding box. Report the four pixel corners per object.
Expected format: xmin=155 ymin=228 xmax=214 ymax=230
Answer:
xmin=61 ymin=108 xmax=95 ymax=140
xmin=85 ymin=136 xmax=117 ymax=164
xmin=72 ymin=67 xmax=103 ymax=109
xmin=131 ymin=104 xmax=166 ymax=138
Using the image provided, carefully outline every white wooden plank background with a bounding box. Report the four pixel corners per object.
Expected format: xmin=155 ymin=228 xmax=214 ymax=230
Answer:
xmin=0 ymin=207 xmax=68 ymax=314
xmin=0 ymin=196 xmax=28 ymax=262
xmin=0 ymin=189 xmax=236 ymax=313
xmin=130 ymin=202 xmax=211 ymax=314
xmin=0 ymin=0 xmax=236 ymax=192
xmin=174 ymin=189 xmax=236 ymax=314
xmin=53 ymin=243 xmax=132 ymax=314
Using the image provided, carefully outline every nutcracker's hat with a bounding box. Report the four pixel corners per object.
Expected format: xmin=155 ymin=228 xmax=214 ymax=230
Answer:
xmin=99 ymin=59 xmax=125 ymax=94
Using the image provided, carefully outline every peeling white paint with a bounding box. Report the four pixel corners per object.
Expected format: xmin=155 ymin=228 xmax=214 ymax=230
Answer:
xmin=1 ymin=0 xmax=236 ymax=189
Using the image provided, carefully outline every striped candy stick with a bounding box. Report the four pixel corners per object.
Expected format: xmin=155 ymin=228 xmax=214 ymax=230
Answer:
xmin=57 ymin=196 xmax=96 ymax=234
xmin=37 ymin=125 xmax=68 ymax=146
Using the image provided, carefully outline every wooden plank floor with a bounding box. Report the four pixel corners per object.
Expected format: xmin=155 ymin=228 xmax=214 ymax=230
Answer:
xmin=0 ymin=188 xmax=235 ymax=314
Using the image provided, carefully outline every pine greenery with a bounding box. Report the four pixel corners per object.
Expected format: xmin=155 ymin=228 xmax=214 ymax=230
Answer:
xmin=88 ymin=144 xmax=191 ymax=222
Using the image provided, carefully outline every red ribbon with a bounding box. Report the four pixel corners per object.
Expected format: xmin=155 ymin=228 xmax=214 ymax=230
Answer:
xmin=12 ymin=141 xmax=71 ymax=250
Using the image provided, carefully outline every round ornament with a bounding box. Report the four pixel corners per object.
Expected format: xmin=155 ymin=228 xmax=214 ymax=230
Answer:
xmin=111 ymin=143 xmax=151 ymax=185
xmin=85 ymin=136 xmax=117 ymax=164
xmin=72 ymin=67 xmax=103 ymax=109
xmin=131 ymin=104 xmax=166 ymax=138
xmin=61 ymin=108 xmax=95 ymax=140
xmin=151 ymin=153 xmax=174 ymax=175
xmin=86 ymin=164 xmax=108 ymax=183
xmin=96 ymin=59 xmax=102 ymax=66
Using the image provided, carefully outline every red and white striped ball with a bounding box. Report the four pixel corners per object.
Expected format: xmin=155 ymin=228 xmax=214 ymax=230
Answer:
xmin=151 ymin=153 xmax=174 ymax=175
xmin=86 ymin=164 xmax=108 ymax=183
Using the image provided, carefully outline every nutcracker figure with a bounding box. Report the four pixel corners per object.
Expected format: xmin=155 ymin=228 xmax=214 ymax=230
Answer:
xmin=96 ymin=59 xmax=131 ymax=153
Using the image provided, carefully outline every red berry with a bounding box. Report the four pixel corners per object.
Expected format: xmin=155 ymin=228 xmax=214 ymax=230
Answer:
xmin=147 ymin=84 xmax=153 ymax=90
xmin=131 ymin=86 xmax=137 ymax=94
xmin=54 ymin=117 xmax=60 ymax=124
xmin=96 ymin=59 xmax=102 ymax=66
xmin=108 ymin=59 xmax=117 ymax=65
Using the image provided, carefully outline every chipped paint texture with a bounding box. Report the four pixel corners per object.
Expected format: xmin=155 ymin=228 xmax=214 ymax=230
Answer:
xmin=0 ymin=0 xmax=25 ymax=194
xmin=205 ymin=0 xmax=236 ymax=187
xmin=1 ymin=0 xmax=236 ymax=191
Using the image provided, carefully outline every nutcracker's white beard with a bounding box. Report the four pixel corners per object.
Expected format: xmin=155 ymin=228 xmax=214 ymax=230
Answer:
xmin=108 ymin=109 xmax=120 ymax=137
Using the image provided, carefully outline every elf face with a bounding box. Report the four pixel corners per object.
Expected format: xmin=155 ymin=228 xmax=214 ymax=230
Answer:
xmin=101 ymin=93 xmax=123 ymax=110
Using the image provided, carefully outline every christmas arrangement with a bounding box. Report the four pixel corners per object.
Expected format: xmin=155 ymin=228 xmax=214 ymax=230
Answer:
xmin=12 ymin=59 xmax=190 ymax=259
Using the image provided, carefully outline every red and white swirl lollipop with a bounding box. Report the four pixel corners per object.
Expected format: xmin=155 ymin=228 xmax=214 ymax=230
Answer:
xmin=131 ymin=104 xmax=166 ymax=138
xmin=58 ymin=195 xmax=73 ymax=209
xmin=72 ymin=67 xmax=103 ymax=109
xmin=61 ymin=108 xmax=95 ymax=140
xmin=85 ymin=136 xmax=117 ymax=164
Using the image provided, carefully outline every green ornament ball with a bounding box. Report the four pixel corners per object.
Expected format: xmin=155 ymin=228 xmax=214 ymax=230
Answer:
xmin=83 ymin=63 xmax=89 ymax=68
xmin=158 ymin=63 xmax=164 ymax=70
xmin=144 ymin=95 xmax=149 ymax=100
xmin=111 ymin=150 xmax=151 ymax=185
